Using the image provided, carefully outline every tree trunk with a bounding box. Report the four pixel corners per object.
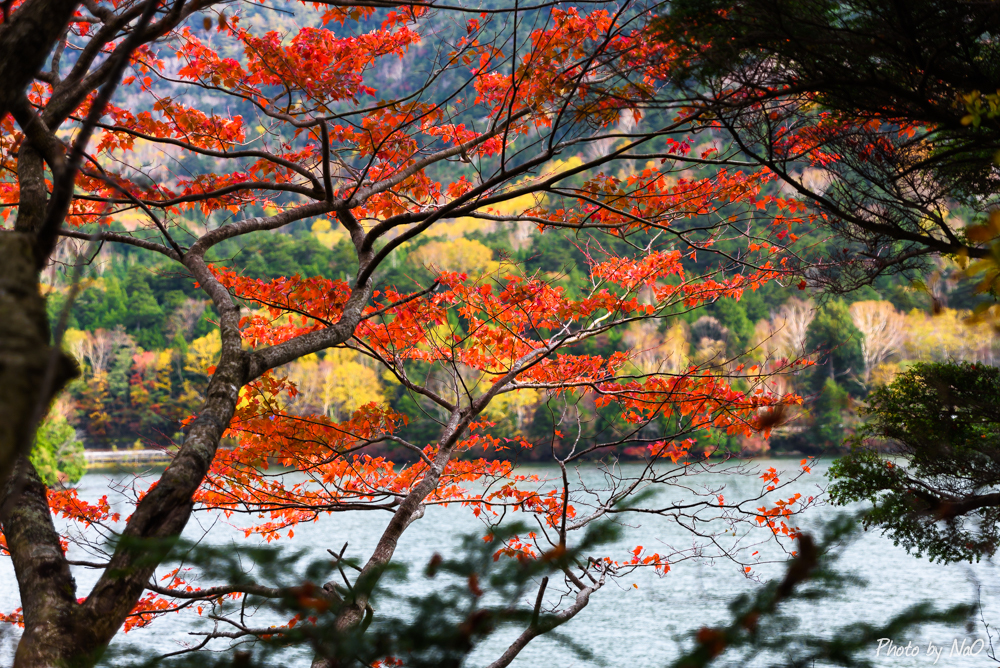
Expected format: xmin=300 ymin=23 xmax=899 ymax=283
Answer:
xmin=2 ymin=457 xmax=94 ymax=668
xmin=0 ymin=231 xmax=76 ymax=494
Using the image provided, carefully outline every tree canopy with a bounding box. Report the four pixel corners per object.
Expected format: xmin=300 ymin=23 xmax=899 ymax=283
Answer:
xmin=830 ymin=361 xmax=1000 ymax=563
xmin=660 ymin=0 xmax=1000 ymax=289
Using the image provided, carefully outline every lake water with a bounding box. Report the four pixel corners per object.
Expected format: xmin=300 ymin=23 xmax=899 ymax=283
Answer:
xmin=1 ymin=458 xmax=998 ymax=667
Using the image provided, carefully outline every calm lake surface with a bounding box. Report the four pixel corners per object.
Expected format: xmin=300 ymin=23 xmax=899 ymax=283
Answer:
xmin=2 ymin=459 xmax=998 ymax=666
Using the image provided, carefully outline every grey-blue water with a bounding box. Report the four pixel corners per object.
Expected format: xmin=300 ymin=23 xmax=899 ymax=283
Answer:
xmin=2 ymin=459 xmax=997 ymax=666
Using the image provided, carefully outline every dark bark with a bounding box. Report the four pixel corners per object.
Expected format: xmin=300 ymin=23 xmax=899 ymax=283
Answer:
xmin=14 ymin=144 xmax=49 ymax=235
xmin=2 ymin=458 xmax=94 ymax=667
xmin=0 ymin=0 xmax=81 ymax=122
xmin=0 ymin=232 xmax=77 ymax=507
xmin=0 ymin=5 xmax=90 ymax=657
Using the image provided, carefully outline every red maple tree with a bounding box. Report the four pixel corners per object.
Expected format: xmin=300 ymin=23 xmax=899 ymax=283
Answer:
xmin=0 ymin=1 xmax=822 ymax=665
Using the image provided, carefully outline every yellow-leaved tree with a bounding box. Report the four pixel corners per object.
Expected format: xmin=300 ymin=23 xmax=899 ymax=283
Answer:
xmin=285 ymin=349 xmax=384 ymax=421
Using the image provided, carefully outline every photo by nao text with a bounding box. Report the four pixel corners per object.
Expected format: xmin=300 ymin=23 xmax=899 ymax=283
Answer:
xmin=876 ymin=638 xmax=986 ymax=663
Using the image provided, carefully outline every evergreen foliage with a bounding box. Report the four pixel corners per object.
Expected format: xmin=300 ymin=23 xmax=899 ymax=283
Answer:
xmin=830 ymin=362 xmax=1000 ymax=563
xmin=659 ymin=0 xmax=1000 ymax=289
xmin=30 ymin=414 xmax=86 ymax=486
xmin=804 ymin=300 xmax=865 ymax=396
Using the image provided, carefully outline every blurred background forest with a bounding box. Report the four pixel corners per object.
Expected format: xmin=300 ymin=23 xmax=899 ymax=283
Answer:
xmin=35 ymin=3 xmax=1000 ymax=471
xmin=45 ymin=204 xmax=995 ymax=464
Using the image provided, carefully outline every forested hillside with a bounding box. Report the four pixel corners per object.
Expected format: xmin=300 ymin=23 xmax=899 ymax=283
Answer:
xmin=44 ymin=167 xmax=996 ymax=459
xmin=35 ymin=0 xmax=996 ymax=462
